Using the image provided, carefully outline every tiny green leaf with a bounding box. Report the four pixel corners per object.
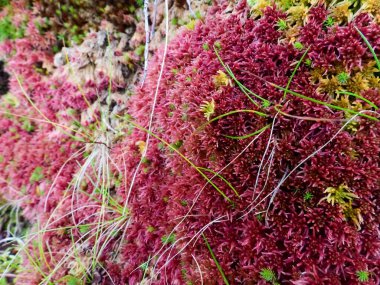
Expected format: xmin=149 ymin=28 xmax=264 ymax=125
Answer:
xmin=276 ymin=19 xmax=287 ymax=30
xmin=161 ymin=233 xmax=176 ymax=245
xmin=260 ymin=268 xmax=276 ymax=282
xmin=324 ymin=16 xmax=334 ymax=27
xmin=356 ymin=270 xmax=370 ymax=282
xmin=337 ymin=72 xmax=350 ymax=84
xmin=293 ymin=41 xmax=304 ymax=50
xmin=30 ymin=166 xmax=44 ymax=183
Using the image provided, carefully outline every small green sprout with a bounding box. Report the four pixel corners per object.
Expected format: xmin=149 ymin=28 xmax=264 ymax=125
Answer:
xmin=186 ymin=19 xmax=196 ymax=30
xmin=356 ymin=270 xmax=370 ymax=282
xmin=200 ymin=99 xmax=215 ymax=121
xmin=157 ymin=142 xmax=165 ymax=151
xmin=21 ymin=119 xmax=34 ymax=132
xmin=262 ymin=100 xmax=271 ymax=108
xmin=181 ymin=113 xmax=188 ymax=121
xmin=260 ymin=268 xmax=276 ymax=282
xmin=172 ymin=68 xmax=179 ymax=75
xmin=3 ymin=93 xmax=20 ymax=108
xmin=194 ymin=11 xmax=202 ymax=20
xmin=161 ymin=233 xmax=176 ymax=245
xmin=79 ymin=224 xmax=90 ymax=234
xmin=64 ymin=275 xmax=82 ymax=285
xmin=169 ymin=140 xmax=183 ymax=152
xmin=247 ymin=0 xmax=256 ymax=7
xmin=294 ymin=41 xmax=304 ymax=50
xmin=30 ymin=166 xmax=44 ymax=183
xmin=303 ymin=191 xmax=313 ymax=201
xmin=337 ymin=72 xmax=350 ymax=84
xmin=324 ymin=16 xmax=334 ymax=27
xmin=214 ymin=41 xmax=222 ymax=50
xmin=147 ymin=225 xmax=155 ymax=233
xmin=135 ymin=45 xmax=145 ymax=57
xmin=169 ymin=103 xmax=176 ymax=111
xmin=305 ymin=58 xmax=312 ymax=67
xmin=182 ymin=103 xmax=190 ymax=112
xmin=276 ymin=19 xmax=287 ymax=30
xmin=171 ymin=17 xmax=179 ymax=26
xmin=140 ymin=260 xmax=149 ymax=271
xmin=203 ymin=43 xmax=210 ymax=51
xmin=141 ymin=157 xmax=150 ymax=165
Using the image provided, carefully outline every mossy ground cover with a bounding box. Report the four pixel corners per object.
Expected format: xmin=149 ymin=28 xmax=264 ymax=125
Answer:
xmin=0 ymin=0 xmax=379 ymax=284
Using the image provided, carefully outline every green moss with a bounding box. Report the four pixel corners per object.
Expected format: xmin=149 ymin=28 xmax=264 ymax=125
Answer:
xmin=293 ymin=41 xmax=304 ymax=50
xmin=170 ymin=140 xmax=183 ymax=151
xmin=65 ymin=276 xmax=82 ymax=285
xmin=161 ymin=233 xmax=176 ymax=245
xmin=259 ymin=268 xmax=276 ymax=282
xmin=79 ymin=224 xmax=90 ymax=234
xmin=0 ymin=249 xmax=22 ymax=279
xmin=135 ymin=45 xmax=145 ymax=57
xmin=303 ymin=191 xmax=313 ymax=201
xmin=157 ymin=142 xmax=165 ymax=151
xmin=147 ymin=225 xmax=155 ymax=233
xmin=324 ymin=16 xmax=334 ymax=27
xmin=181 ymin=113 xmax=188 ymax=121
xmin=171 ymin=17 xmax=179 ymax=26
xmin=304 ymin=58 xmax=312 ymax=67
xmin=0 ymin=16 xmax=25 ymax=42
xmin=337 ymin=72 xmax=350 ymax=84
xmin=214 ymin=41 xmax=222 ymax=50
xmin=21 ymin=119 xmax=34 ymax=132
xmin=356 ymin=270 xmax=370 ymax=282
xmin=169 ymin=103 xmax=176 ymax=110
xmin=276 ymin=19 xmax=287 ymax=30
xmin=0 ymin=0 xmax=10 ymax=8
xmin=30 ymin=166 xmax=44 ymax=183
xmin=186 ymin=19 xmax=196 ymax=30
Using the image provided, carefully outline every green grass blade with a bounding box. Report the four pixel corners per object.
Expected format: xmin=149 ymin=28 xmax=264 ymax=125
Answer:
xmin=121 ymin=116 xmax=235 ymax=204
xmin=213 ymin=46 xmax=270 ymax=107
xmin=355 ymin=26 xmax=380 ymax=70
xmin=224 ymin=64 xmax=271 ymax=107
xmin=283 ymin=47 xmax=310 ymax=99
xmin=202 ymin=233 xmax=230 ymax=285
xmin=271 ymin=83 xmax=379 ymax=121
xmin=337 ymin=90 xmax=378 ymax=110
xmin=198 ymin=167 xmax=241 ymax=199
xmin=223 ymin=124 xmax=271 ymax=140
xmin=197 ymin=109 xmax=267 ymax=131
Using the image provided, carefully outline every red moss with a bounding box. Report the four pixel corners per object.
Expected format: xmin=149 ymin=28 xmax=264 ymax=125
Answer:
xmin=117 ymin=2 xmax=380 ymax=284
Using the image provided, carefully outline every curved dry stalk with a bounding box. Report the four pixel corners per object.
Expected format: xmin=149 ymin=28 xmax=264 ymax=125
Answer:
xmin=252 ymin=113 xmax=278 ymax=200
xmin=192 ymin=254 xmax=204 ymax=285
xmin=126 ymin=0 xmax=170 ymax=209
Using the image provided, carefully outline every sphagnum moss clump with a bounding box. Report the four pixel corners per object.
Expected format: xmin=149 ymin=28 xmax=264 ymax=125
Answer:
xmin=0 ymin=0 xmax=379 ymax=284
xmin=118 ymin=1 xmax=379 ymax=284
